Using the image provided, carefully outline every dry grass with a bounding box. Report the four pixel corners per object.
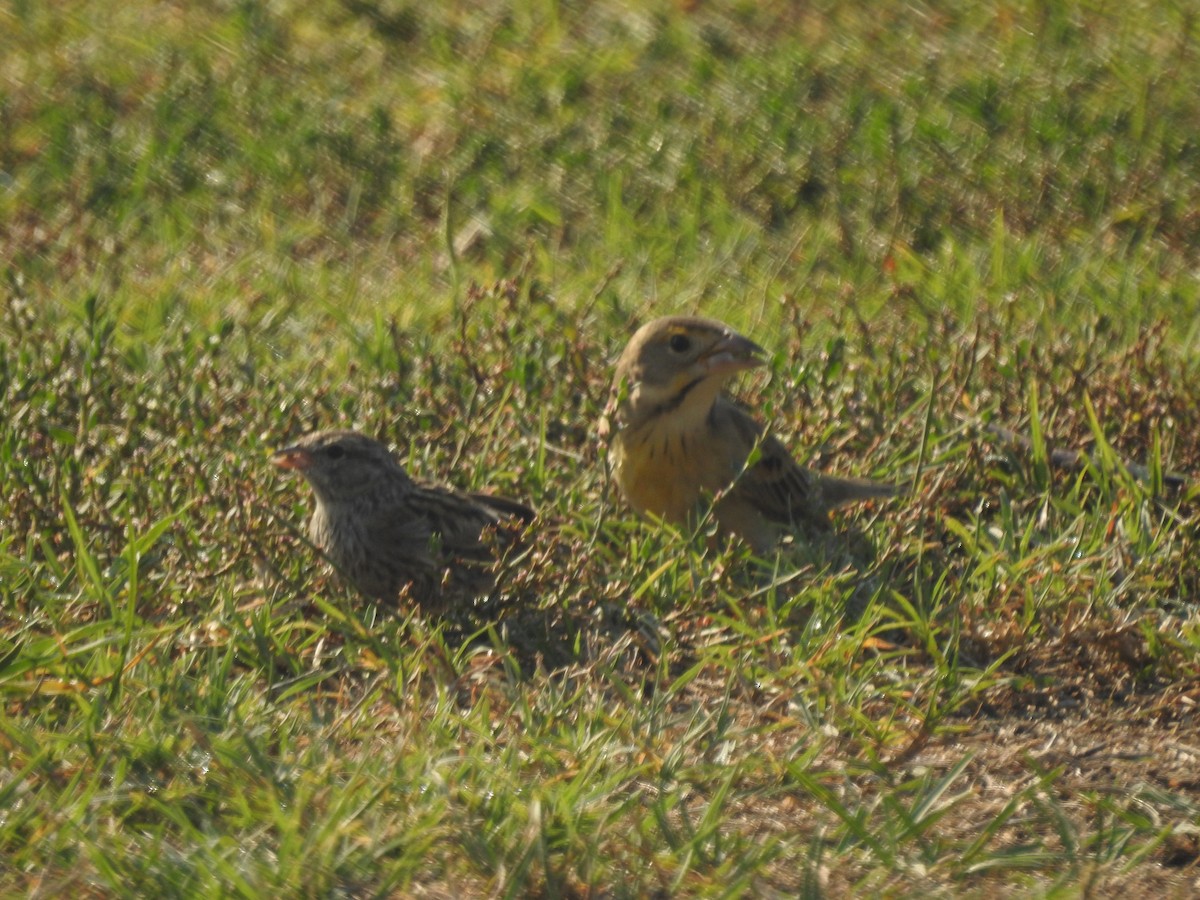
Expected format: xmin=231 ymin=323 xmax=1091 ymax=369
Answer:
xmin=3 ymin=0 xmax=1200 ymax=895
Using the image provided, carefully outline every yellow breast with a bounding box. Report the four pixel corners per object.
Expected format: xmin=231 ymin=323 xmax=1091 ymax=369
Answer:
xmin=612 ymin=422 xmax=741 ymax=525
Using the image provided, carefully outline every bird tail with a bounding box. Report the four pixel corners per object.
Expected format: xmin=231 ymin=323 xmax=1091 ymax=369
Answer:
xmin=819 ymin=475 xmax=900 ymax=508
xmin=470 ymin=493 xmax=537 ymax=524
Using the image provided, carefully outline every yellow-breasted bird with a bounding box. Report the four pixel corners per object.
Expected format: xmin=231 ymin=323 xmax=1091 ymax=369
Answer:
xmin=273 ymin=429 xmax=534 ymax=612
xmin=604 ymin=316 xmax=896 ymax=553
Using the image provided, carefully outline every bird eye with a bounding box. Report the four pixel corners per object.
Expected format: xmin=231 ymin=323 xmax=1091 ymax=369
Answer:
xmin=667 ymin=333 xmax=691 ymax=353
xmin=324 ymin=444 xmax=345 ymax=460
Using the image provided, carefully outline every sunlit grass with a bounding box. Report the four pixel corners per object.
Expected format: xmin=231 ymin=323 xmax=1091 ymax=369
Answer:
xmin=2 ymin=0 xmax=1199 ymax=894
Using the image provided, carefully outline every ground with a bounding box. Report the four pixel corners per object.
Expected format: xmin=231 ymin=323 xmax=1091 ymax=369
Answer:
xmin=2 ymin=0 xmax=1199 ymax=895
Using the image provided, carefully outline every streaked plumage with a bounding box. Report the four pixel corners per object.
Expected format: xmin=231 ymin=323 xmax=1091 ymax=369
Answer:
xmin=273 ymin=429 xmax=533 ymax=610
xmin=606 ymin=316 xmax=896 ymax=553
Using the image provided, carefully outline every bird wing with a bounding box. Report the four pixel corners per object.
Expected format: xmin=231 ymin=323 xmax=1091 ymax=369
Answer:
xmin=715 ymin=398 xmax=896 ymax=531
xmin=402 ymin=486 xmax=500 ymax=559
xmin=405 ymin=483 xmax=532 ymax=598
xmin=713 ymin=398 xmax=832 ymax=532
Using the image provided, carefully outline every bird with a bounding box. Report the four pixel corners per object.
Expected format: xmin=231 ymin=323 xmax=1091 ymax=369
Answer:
xmin=272 ymin=429 xmax=534 ymax=611
xmin=604 ymin=315 xmax=897 ymax=554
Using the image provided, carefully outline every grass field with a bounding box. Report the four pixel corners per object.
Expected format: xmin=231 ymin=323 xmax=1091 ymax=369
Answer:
xmin=3 ymin=0 xmax=1200 ymax=895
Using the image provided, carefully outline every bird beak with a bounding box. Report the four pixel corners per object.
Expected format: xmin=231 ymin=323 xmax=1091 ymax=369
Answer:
xmin=700 ymin=333 xmax=765 ymax=377
xmin=271 ymin=446 xmax=313 ymax=471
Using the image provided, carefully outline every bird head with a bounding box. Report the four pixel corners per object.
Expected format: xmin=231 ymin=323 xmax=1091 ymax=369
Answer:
xmin=611 ymin=316 xmax=765 ymax=429
xmin=272 ymin=430 xmax=410 ymax=504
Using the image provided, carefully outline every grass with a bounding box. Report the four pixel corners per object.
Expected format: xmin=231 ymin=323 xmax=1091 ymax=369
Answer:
xmin=3 ymin=0 xmax=1200 ymax=894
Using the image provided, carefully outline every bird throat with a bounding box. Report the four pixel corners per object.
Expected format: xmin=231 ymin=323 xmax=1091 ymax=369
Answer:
xmin=625 ymin=373 xmax=721 ymax=433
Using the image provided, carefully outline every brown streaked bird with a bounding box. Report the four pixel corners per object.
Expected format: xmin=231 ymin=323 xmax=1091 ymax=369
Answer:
xmin=605 ymin=316 xmax=897 ymax=554
xmin=272 ymin=429 xmax=534 ymax=611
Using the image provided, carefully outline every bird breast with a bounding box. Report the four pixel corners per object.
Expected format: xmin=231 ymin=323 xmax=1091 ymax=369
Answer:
xmin=613 ymin=415 xmax=743 ymax=525
xmin=309 ymin=504 xmax=370 ymax=577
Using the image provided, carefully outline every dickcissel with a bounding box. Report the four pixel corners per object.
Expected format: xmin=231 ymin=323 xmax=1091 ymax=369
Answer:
xmin=605 ymin=316 xmax=896 ymax=553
